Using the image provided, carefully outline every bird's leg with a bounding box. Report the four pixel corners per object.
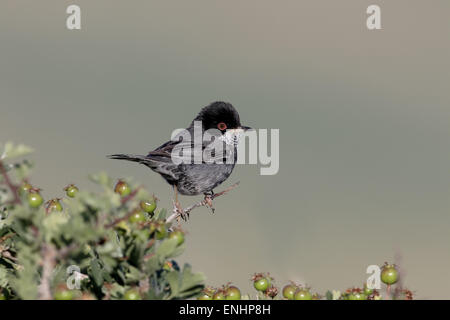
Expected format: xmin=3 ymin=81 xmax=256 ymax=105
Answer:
xmin=203 ymin=190 xmax=215 ymax=214
xmin=203 ymin=182 xmax=240 ymax=214
xmin=165 ymin=182 xmax=240 ymax=224
xmin=173 ymin=185 xmax=188 ymax=221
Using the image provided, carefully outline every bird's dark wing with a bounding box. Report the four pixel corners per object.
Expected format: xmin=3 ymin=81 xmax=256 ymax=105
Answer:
xmin=108 ymin=139 xmax=187 ymax=183
xmin=146 ymin=140 xmax=179 ymax=162
xmin=152 ymin=132 xmax=237 ymax=165
xmin=147 ymin=138 xmax=195 ymax=164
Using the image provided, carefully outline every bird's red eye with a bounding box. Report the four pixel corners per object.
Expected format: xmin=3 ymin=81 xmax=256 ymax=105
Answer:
xmin=217 ymin=122 xmax=227 ymax=130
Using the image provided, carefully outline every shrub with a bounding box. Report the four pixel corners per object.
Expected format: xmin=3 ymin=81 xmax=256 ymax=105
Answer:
xmin=0 ymin=142 xmax=205 ymax=300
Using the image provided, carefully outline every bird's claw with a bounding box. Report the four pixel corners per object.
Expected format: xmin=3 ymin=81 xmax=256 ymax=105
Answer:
xmin=179 ymin=210 xmax=190 ymax=221
xmin=174 ymin=201 xmax=188 ymax=222
xmin=204 ymin=194 xmax=215 ymax=214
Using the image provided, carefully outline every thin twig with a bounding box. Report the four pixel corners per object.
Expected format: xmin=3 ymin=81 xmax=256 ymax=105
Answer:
xmin=105 ymin=209 xmax=138 ymax=229
xmin=139 ymin=277 xmax=150 ymax=293
xmin=0 ymin=161 xmax=21 ymax=205
xmin=165 ymin=182 xmax=240 ymax=224
xmin=120 ymin=186 xmax=142 ymax=205
xmin=145 ymin=238 xmax=155 ymax=249
xmin=104 ymin=186 xmax=143 ymax=228
xmin=1 ymin=250 xmax=18 ymax=262
xmin=37 ymin=244 xmax=57 ymax=300
xmin=37 ymin=243 xmax=79 ymax=300
xmin=143 ymin=253 xmax=155 ymax=262
xmin=58 ymin=243 xmax=78 ymax=259
xmin=0 ymin=232 xmax=15 ymax=244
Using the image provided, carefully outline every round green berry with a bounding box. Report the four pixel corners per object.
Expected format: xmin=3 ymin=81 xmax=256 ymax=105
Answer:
xmin=128 ymin=211 xmax=146 ymax=223
xmin=212 ymin=291 xmax=226 ymax=300
xmin=282 ymin=285 xmax=297 ymax=300
xmin=65 ymin=185 xmax=79 ymax=198
xmin=18 ymin=182 xmax=32 ymax=196
xmin=198 ymin=287 xmax=215 ymax=300
xmin=123 ymin=289 xmax=141 ymax=300
xmin=254 ymin=278 xmax=270 ymax=292
xmin=169 ymin=230 xmax=185 ymax=246
xmin=348 ymin=292 xmax=366 ymax=300
xmin=381 ymin=264 xmax=399 ymax=285
xmin=363 ymin=284 xmax=373 ymax=296
xmin=294 ymin=289 xmax=312 ymax=300
xmin=46 ymin=199 xmax=63 ymax=213
xmin=225 ymin=286 xmax=241 ymax=300
xmin=54 ymin=288 xmax=74 ymax=300
xmin=114 ymin=180 xmax=131 ymax=197
xmin=140 ymin=200 xmax=157 ymax=214
xmin=115 ymin=221 xmax=131 ymax=234
xmin=155 ymin=224 xmax=167 ymax=240
xmin=28 ymin=192 xmax=43 ymax=208
xmin=198 ymin=293 xmax=213 ymax=300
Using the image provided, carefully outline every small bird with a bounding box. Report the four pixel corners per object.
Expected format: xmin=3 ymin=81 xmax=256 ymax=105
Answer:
xmin=108 ymin=101 xmax=251 ymax=218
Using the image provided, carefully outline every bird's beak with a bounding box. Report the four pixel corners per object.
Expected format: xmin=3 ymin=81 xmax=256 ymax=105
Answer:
xmin=240 ymin=126 xmax=253 ymax=131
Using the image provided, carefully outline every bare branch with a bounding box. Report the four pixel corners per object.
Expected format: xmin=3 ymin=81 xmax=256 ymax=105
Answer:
xmin=37 ymin=244 xmax=57 ymax=300
xmin=105 ymin=209 xmax=139 ymax=229
xmin=165 ymin=182 xmax=240 ymax=224
xmin=0 ymin=161 xmax=21 ymax=205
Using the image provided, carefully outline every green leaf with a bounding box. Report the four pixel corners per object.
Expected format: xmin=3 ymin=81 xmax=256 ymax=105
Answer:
xmin=14 ymin=160 xmax=34 ymax=180
xmin=1 ymin=142 xmax=33 ymax=160
xmin=89 ymin=171 xmax=112 ymax=188
xmin=124 ymin=264 xmax=142 ymax=283
xmin=89 ymin=259 xmax=104 ymax=287
xmin=144 ymin=255 xmax=160 ymax=275
xmin=155 ymin=208 xmax=167 ymax=220
xmin=155 ymin=238 xmax=184 ymax=262
xmin=146 ymin=289 xmax=165 ymax=300
xmin=8 ymin=243 xmax=39 ymax=299
xmin=332 ymin=290 xmax=342 ymax=300
xmin=102 ymin=282 xmax=125 ymax=299
xmin=0 ymin=188 xmax=10 ymax=207
xmin=0 ymin=265 xmax=9 ymax=288
xmin=41 ymin=212 xmax=70 ymax=242
xmin=167 ymin=264 xmax=205 ymax=299
xmin=179 ymin=264 xmax=205 ymax=297
xmin=166 ymin=271 xmax=180 ymax=298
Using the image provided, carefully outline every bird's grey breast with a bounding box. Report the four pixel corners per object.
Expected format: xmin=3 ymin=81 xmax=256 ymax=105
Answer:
xmin=176 ymin=162 xmax=236 ymax=195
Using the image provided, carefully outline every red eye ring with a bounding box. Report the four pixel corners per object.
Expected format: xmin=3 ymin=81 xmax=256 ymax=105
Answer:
xmin=217 ymin=122 xmax=227 ymax=131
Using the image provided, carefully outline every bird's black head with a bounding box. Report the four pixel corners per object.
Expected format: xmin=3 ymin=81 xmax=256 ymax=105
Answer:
xmin=191 ymin=101 xmax=244 ymax=132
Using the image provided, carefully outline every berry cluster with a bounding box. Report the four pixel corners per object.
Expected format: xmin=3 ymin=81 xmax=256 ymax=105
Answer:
xmin=197 ymin=262 xmax=413 ymax=300
xmin=281 ymin=283 xmax=318 ymax=300
xmin=252 ymin=273 xmax=279 ymax=299
xmin=198 ymin=285 xmax=241 ymax=300
xmin=18 ymin=180 xmax=78 ymax=212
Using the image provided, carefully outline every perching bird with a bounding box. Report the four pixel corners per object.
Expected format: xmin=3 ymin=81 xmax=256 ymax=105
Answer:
xmin=108 ymin=101 xmax=251 ymax=218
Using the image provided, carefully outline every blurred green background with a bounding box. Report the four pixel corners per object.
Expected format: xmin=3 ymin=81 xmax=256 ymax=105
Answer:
xmin=1 ymin=1 xmax=449 ymax=299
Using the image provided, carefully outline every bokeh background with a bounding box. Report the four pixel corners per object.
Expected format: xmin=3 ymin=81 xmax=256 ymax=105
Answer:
xmin=1 ymin=0 xmax=449 ymax=299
